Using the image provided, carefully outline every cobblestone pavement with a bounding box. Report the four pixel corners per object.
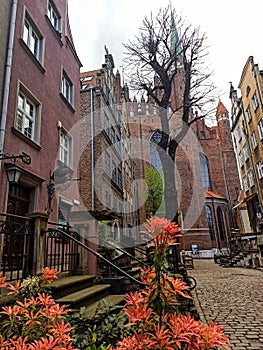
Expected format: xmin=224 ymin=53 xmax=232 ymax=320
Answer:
xmin=188 ymin=259 xmax=263 ymax=349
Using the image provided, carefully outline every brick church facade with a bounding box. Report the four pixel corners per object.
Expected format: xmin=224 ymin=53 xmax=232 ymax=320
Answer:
xmin=127 ymin=93 xmax=242 ymax=254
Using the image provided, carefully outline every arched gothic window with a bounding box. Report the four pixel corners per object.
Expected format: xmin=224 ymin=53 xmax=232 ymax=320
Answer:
xmin=206 ymin=205 xmax=215 ymax=241
xmin=150 ymin=130 xmax=162 ymax=172
xmin=200 ymin=154 xmax=211 ymax=188
xmin=217 ymin=207 xmax=226 ymax=241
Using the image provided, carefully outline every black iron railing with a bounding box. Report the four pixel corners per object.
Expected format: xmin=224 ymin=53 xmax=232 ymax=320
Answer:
xmin=42 ymin=223 xmax=80 ymax=273
xmin=41 ymin=226 xmax=144 ymax=289
xmin=0 ymin=212 xmax=34 ymax=281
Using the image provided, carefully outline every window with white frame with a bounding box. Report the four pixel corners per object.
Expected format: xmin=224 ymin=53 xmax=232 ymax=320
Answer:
xmin=16 ymin=89 xmax=40 ymax=141
xmin=243 ymin=144 xmax=249 ymax=161
xmin=257 ymin=160 xmax=263 ymax=179
xmin=48 ymin=1 xmax=61 ymax=32
xmin=59 ymin=131 xmax=72 ymax=166
xmin=252 ymin=92 xmax=259 ymax=111
xmin=243 ymin=176 xmax=249 ymax=192
xmin=61 ymin=71 xmax=73 ymax=105
xmin=248 ymin=170 xmax=255 ymax=187
xmin=23 ymin=15 xmax=43 ymax=62
xmin=105 ymin=152 xmax=111 ymax=176
xmin=246 ymin=106 xmax=252 ymax=123
xmin=238 ymin=152 xmax=244 ymax=167
xmin=251 ymin=131 xmax=258 ymax=149
xmin=258 ymin=118 xmax=263 ymax=140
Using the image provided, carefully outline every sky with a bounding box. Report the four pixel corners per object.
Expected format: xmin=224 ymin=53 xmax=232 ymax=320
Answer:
xmin=68 ymin=0 xmax=263 ymax=116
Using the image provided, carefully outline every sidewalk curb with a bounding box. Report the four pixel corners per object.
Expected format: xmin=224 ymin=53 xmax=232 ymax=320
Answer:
xmin=191 ymin=288 xmax=208 ymax=325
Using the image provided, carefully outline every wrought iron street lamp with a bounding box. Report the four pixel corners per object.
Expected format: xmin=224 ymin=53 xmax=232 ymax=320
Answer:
xmin=0 ymin=152 xmax=31 ymax=184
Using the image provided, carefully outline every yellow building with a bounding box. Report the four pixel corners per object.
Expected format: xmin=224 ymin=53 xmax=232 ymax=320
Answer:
xmin=230 ymin=56 xmax=263 ymax=267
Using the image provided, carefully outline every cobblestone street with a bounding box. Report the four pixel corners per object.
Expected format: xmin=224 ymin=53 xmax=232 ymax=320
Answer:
xmin=188 ymin=259 xmax=263 ymax=350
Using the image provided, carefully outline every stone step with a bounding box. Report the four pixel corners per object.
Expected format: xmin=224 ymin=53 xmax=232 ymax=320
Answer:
xmin=49 ymin=274 xmax=96 ymax=299
xmin=56 ymin=283 xmax=111 ymax=308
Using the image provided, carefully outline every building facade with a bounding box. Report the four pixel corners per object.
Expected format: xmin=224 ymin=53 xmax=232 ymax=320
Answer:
xmin=0 ymin=0 xmax=81 ymax=278
xmin=78 ymin=52 xmax=135 ymax=250
xmin=230 ymin=56 xmax=263 ymax=267
xmin=128 ymin=95 xmax=241 ymax=255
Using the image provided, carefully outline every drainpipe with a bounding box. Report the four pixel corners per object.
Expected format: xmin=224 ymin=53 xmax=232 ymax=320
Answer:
xmin=90 ymin=86 xmax=95 ymax=211
xmin=0 ymin=0 xmax=18 ymax=162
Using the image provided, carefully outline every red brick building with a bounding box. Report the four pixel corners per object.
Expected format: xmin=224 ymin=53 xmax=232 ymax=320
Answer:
xmin=128 ymin=95 xmax=241 ymax=255
xmin=0 ymin=0 xmax=81 ymax=278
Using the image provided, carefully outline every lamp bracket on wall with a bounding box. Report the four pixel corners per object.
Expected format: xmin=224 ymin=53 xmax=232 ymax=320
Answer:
xmin=0 ymin=152 xmax=31 ymax=164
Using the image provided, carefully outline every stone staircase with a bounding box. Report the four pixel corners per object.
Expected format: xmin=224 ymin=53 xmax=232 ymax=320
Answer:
xmin=49 ymin=274 xmax=125 ymax=315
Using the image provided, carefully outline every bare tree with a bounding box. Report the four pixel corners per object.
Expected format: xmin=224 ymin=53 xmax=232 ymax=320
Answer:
xmin=124 ymin=6 xmax=216 ymax=222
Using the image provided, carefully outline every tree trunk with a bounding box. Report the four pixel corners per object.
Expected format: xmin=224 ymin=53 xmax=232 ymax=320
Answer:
xmin=157 ymin=108 xmax=179 ymax=222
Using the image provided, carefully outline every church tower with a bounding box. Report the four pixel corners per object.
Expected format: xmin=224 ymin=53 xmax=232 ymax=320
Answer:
xmin=216 ymin=101 xmax=239 ymax=227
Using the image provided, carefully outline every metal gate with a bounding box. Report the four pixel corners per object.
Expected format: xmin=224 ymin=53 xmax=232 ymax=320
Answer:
xmin=0 ymin=212 xmax=34 ymax=281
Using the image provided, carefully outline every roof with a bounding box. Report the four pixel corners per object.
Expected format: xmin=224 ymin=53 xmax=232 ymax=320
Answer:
xmin=205 ymin=189 xmax=226 ymax=200
xmin=216 ymin=101 xmax=228 ymax=119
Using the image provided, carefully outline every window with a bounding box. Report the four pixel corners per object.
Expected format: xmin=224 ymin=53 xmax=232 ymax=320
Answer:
xmin=129 ymin=106 xmax=134 ymax=117
xmin=246 ymin=106 xmax=252 ymax=123
xmin=251 ymin=131 xmax=258 ymax=149
xmin=105 ymin=152 xmax=110 ymax=176
xmin=238 ymin=152 xmax=244 ymax=167
xmin=106 ymin=192 xmax=111 ymax=208
xmin=58 ymin=198 xmax=71 ymax=227
xmin=258 ymin=118 xmax=263 ymax=140
xmin=237 ymin=126 xmax=242 ymax=141
xmin=48 ymin=1 xmax=61 ymax=32
xmin=104 ymin=112 xmax=110 ymax=135
xmin=150 ymin=131 xmax=162 ymax=172
xmin=112 ymin=161 xmax=117 ymax=182
xmin=248 ymin=170 xmax=255 ymax=187
xmin=200 ymin=154 xmax=211 ymax=188
xmin=243 ymin=176 xmax=249 ymax=192
xmin=146 ymin=104 xmax=150 ymax=115
xmin=110 ymin=127 xmax=116 ymax=144
xmin=243 ymin=144 xmax=249 ymax=161
xmin=61 ymin=72 xmax=73 ymax=105
xmin=59 ymin=131 xmax=71 ymax=166
xmin=217 ymin=207 xmax=226 ymax=241
xmin=252 ymin=92 xmax=259 ymax=111
xmin=106 ymin=87 xmax=111 ymax=105
xmin=206 ymin=206 xmax=215 ymax=241
xmin=23 ymin=15 xmax=43 ymax=62
xmin=16 ymin=90 xmax=40 ymax=141
xmin=257 ymin=160 xmax=263 ymax=179
xmin=138 ymin=103 xmax=142 ymax=115
xmin=118 ymin=168 xmax=123 ymax=189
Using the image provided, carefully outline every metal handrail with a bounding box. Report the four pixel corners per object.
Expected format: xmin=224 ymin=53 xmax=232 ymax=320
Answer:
xmin=118 ymin=238 xmax=148 ymax=257
xmin=88 ymin=235 xmax=148 ymax=267
xmin=41 ymin=228 xmax=145 ymax=288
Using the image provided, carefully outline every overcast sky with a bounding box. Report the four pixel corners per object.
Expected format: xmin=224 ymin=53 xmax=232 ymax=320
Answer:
xmin=68 ymin=0 xmax=263 ymax=114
